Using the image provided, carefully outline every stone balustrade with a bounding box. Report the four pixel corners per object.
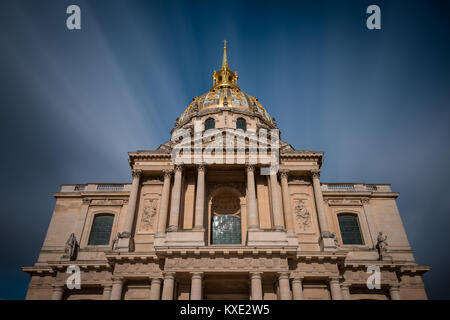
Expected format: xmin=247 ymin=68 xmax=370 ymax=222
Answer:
xmin=321 ymin=183 xmax=392 ymax=192
xmin=60 ymin=183 xmax=131 ymax=192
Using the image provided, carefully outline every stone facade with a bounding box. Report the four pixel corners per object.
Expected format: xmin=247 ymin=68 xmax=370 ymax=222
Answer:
xmin=23 ymin=45 xmax=429 ymax=300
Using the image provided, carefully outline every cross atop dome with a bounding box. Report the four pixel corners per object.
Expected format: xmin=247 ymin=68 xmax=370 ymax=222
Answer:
xmin=212 ymin=41 xmax=239 ymax=90
xmin=222 ymin=40 xmax=228 ymax=67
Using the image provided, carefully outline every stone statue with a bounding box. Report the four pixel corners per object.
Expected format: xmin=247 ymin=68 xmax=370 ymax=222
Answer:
xmin=64 ymin=233 xmax=78 ymax=261
xmin=112 ymin=231 xmax=133 ymax=251
xmin=376 ymin=232 xmax=388 ymax=260
xmin=112 ymin=232 xmax=125 ymax=251
xmin=322 ymin=231 xmax=339 ymax=247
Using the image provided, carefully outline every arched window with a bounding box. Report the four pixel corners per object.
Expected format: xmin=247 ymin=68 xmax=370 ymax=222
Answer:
xmin=211 ymin=192 xmax=241 ymax=244
xmin=88 ymin=214 xmax=114 ymax=245
xmin=236 ymin=118 xmax=247 ymax=131
xmin=338 ymin=214 xmax=363 ymax=245
xmin=205 ymin=118 xmax=215 ymax=130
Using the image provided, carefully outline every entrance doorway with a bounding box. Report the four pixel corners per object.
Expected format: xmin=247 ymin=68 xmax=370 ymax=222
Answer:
xmin=203 ymin=274 xmax=249 ymax=300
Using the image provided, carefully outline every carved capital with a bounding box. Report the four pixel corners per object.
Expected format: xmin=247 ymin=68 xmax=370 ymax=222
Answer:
xmin=132 ymin=169 xmax=143 ymax=178
xmin=329 ymin=276 xmax=340 ymax=284
xmin=390 ymin=284 xmax=400 ymax=291
xmin=190 ymin=272 xmax=204 ymax=279
xmin=174 ymin=164 xmax=184 ymax=173
xmin=279 ymin=170 xmax=289 ymax=180
xmin=112 ymin=276 xmax=124 ymax=284
xmin=149 ymin=277 xmax=162 ymax=284
xmin=82 ymin=198 xmax=90 ymax=205
xmin=277 ymin=272 xmax=290 ymax=280
xmin=361 ymin=197 xmax=370 ymax=205
xmin=163 ymin=272 xmax=175 ymax=279
xmin=245 ymin=164 xmax=255 ymax=173
xmin=197 ymin=164 xmax=207 ymax=173
xmin=162 ymin=169 xmax=173 ymax=179
xmin=290 ymin=274 xmax=304 ymax=282
xmin=310 ymin=169 xmax=320 ymax=179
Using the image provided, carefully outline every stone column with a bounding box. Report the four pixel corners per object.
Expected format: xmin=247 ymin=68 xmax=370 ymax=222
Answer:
xmin=123 ymin=169 xmax=143 ymax=235
xmin=190 ymin=272 xmax=203 ymax=300
xmin=280 ymin=170 xmax=295 ymax=233
xmin=102 ymin=284 xmax=112 ymax=300
xmin=156 ymin=170 xmax=172 ymax=237
xmin=161 ymin=272 xmax=175 ymax=300
xmin=194 ymin=165 xmax=207 ymax=231
xmin=329 ymin=277 xmax=343 ymax=300
xmin=168 ymin=165 xmax=183 ymax=232
xmin=311 ymin=170 xmax=330 ymax=235
xmin=341 ymin=283 xmax=351 ymax=300
xmin=389 ymin=285 xmax=401 ymax=300
xmin=270 ymin=173 xmax=284 ymax=231
xmin=278 ymin=273 xmax=292 ymax=300
xmin=149 ymin=278 xmax=162 ymax=300
xmin=291 ymin=276 xmax=304 ymax=300
xmin=110 ymin=277 xmax=124 ymax=300
xmin=51 ymin=284 xmax=64 ymax=300
xmin=250 ymin=272 xmax=263 ymax=300
xmin=246 ymin=165 xmax=259 ymax=230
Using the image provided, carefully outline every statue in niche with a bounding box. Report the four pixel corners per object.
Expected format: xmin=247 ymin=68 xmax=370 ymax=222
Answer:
xmin=376 ymin=232 xmax=389 ymax=260
xmin=141 ymin=199 xmax=158 ymax=231
xmin=64 ymin=233 xmax=78 ymax=261
xmin=295 ymin=200 xmax=311 ymax=231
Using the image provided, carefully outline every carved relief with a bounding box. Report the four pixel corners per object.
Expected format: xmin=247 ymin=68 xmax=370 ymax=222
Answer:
xmin=139 ymin=198 xmax=159 ymax=232
xmin=164 ymin=256 xmax=289 ymax=272
xmin=326 ymin=198 xmax=361 ymax=206
xmin=294 ymin=200 xmax=312 ymax=232
xmin=90 ymin=199 xmax=123 ymax=206
xmin=142 ymin=176 xmax=164 ymax=184
xmin=288 ymin=177 xmax=310 ymax=185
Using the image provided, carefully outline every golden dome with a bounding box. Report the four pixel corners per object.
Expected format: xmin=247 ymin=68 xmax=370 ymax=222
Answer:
xmin=178 ymin=42 xmax=273 ymax=126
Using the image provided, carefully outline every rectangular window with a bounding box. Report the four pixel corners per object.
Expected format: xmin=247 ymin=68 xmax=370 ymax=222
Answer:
xmin=88 ymin=214 xmax=114 ymax=245
xmin=338 ymin=214 xmax=363 ymax=245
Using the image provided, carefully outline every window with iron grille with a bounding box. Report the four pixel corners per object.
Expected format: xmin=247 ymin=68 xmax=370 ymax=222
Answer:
xmin=236 ymin=118 xmax=246 ymax=131
xmin=338 ymin=214 xmax=363 ymax=245
xmin=88 ymin=214 xmax=114 ymax=245
xmin=205 ymin=118 xmax=215 ymax=130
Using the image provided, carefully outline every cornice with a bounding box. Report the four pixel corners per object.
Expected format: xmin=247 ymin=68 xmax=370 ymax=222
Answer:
xmin=53 ymin=191 xmax=130 ymax=198
xmin=280 ymin=151 xmax=324 ymax=165
xmin=322 ymin=191 xmax=399 ymax=198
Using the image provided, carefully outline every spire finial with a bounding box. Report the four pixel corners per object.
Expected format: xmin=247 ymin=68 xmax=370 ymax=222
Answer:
xmin=211 ymin=40 xmax=238 ymax=89
xmin=222 ymin=40 xmax=228 ymax=67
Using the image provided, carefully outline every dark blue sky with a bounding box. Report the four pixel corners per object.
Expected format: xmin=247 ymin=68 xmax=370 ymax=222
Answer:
xmin=0 ymin=0 xmax=449 ymax=299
